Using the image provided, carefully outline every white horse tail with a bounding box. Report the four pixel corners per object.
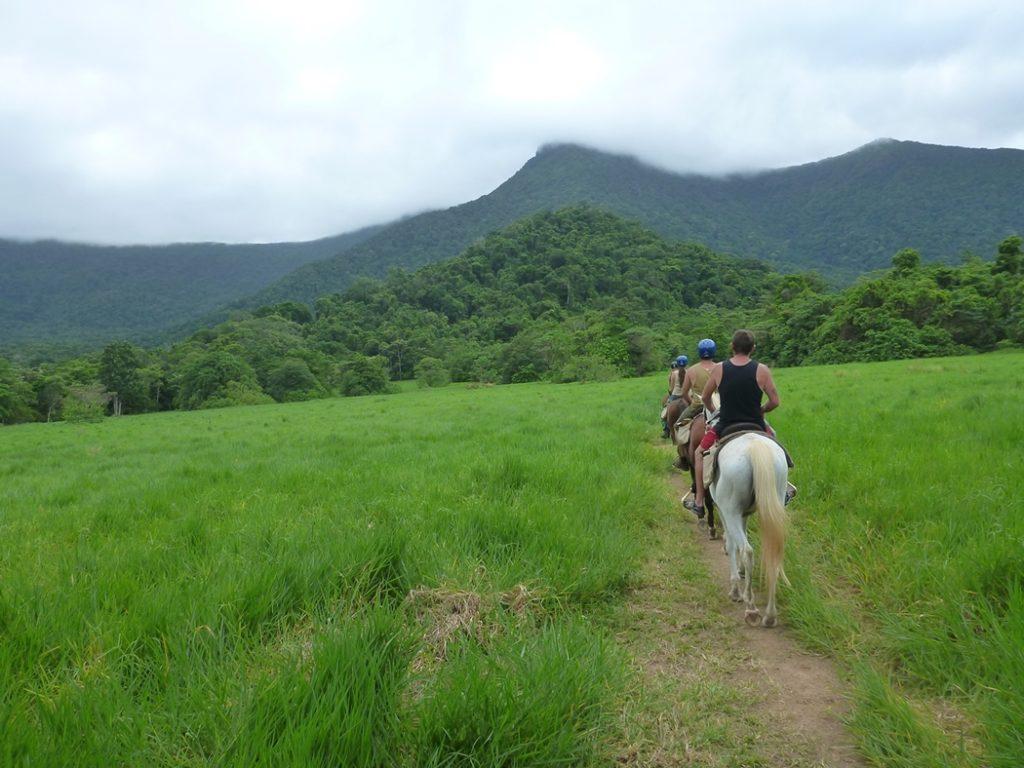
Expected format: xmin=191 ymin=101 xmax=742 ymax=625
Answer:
xmin=748 ymin=438 xmax=788 ymax=595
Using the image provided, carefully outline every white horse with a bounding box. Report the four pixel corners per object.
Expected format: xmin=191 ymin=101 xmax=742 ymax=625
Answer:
xmin=710 ymin=432 xmax=789 ymax=628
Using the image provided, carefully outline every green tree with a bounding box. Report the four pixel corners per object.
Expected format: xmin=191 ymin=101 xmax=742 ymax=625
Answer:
xmin=339 ymin=355 xmax=389 ymax=396
xmin=624 ymin=327 xmax=657 ymax=376
xmin=994 ymin=235 xmax=1022 ymax=275
xmin=254 ymin=301 xmax=314 ymax=325
xmin=99 ymin=341 xmax=147 ymax=415
xmin=0 ymin=358 xmax=34 ymax=424
xmin=176 ymin=350 xmax=260 ymax=409
xmin=415 ymin=357 xmax=450 ymax=388
xmin=266 ymin=358 xmax=323 ymax=401
xmin=32 ymin=373 xmax=66 ymax=422
xmin=891 ymin=248 xmax=921 ymax=275
xmin=62 ymin=385 xmax=107 ymax=423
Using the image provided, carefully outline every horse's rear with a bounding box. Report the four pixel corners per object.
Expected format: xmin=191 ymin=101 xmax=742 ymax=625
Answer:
xmin=711 ymin=433 xmax=789 ymax=627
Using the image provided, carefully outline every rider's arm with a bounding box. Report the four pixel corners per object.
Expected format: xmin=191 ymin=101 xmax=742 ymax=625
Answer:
xmin=758 ymin=365 xmax=780 ymax=414
xmin=680 ymin=369 xmax=693 ymax=406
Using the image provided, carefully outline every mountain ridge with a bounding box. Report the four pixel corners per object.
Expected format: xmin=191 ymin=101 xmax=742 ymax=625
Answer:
xmin=0 ymin=223 xmax=385 ymax=352
xmin=3 ymin=138 xmax=1022 ymax=351
xmin=243 ymin=137 xmax=1023 ymax=309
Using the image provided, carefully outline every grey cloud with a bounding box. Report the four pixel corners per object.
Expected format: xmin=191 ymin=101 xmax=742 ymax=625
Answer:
xmin=1 ymin=0 xmax=1023 ymax=243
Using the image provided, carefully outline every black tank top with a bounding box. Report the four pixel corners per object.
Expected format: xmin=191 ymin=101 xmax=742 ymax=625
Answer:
xmin=717 ymin=359 xmax=765 ymax=432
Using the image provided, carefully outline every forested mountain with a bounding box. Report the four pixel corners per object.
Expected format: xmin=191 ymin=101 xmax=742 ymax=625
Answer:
xmin=2 ymin=208 xmax=1021 ymax=425
xmin=247 ymin=139 xmax=1024 ymax=307
xmin=0 ymin=223 xmax=383 ymax=353
xmin=4 ymin=138 xmax=1021 ymax=353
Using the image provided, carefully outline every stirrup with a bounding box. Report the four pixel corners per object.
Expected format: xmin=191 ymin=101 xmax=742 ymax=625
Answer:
xmin=784 ymin=482 xmax=797 ymax=506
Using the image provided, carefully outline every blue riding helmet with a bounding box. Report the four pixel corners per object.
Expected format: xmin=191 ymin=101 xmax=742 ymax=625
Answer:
xmin=697 ymin=338 xmax=717 ymax=359
xmin=675 ymin=355 xmax=689 ymax=367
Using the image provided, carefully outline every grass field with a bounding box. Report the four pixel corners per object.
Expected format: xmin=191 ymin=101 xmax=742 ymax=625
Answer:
xmin=0 ymin=379 xmax=666 ymax=766
xmin=1 ymin=351 xmax=1022 ymax=766
xmin=778 ymin=351 xmax=1024 ymax=767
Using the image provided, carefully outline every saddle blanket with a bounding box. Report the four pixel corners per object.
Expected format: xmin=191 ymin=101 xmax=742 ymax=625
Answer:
xmin=701 ymin=429 xmax=795 ymax=489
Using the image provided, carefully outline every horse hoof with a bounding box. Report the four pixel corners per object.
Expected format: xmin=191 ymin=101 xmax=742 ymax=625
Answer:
xmin=729 ymin=590 xmax=743 ymax=603
xmin=709 ymin=528 xmax=719 ymax=540
xmin=744 ymin=609 xmax=761 ymax=626
xmin=761 ymin=615 xmax=777 ymax=628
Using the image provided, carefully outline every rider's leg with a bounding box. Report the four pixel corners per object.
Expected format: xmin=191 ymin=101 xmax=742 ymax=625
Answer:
xmin=763 ymin=421 xmax=796 ymax=504
xmin=692 ymin=426 xmax=717 ymax=512
xmin=683 ymin=415 xmax=704 ymax=506
xmin=688 ymin=415 xmax=706 ymax=476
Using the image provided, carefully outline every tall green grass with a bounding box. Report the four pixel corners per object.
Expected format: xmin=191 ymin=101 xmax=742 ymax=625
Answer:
xmin=774 ymin=351 xmax=1024 ymax=766
xmin=0 ymin=380 xmax=662 ymax=765
xmin=3 ymin=351 xmax=1022 ymax=765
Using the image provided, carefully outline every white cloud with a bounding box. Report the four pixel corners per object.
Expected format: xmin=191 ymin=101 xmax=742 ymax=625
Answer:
xmin=0 ymin=0 xmax=1022 ymax=243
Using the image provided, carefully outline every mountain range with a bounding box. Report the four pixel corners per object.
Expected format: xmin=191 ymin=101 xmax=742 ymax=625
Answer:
xmin=0 ymin=225 xmax=382 ymax=352
xmin=3 ymin=138 xmax=1022 ymax=352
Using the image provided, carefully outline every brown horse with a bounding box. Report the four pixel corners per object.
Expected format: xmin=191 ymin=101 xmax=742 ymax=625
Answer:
xmin=674 ymin=407 xmax=719 ymax=540
xmin=665 ymin=398 xmax=686 ymax=446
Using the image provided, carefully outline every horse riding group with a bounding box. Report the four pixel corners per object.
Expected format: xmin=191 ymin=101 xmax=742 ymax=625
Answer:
xmin=660 ymin=329 xmax=796 ymax=628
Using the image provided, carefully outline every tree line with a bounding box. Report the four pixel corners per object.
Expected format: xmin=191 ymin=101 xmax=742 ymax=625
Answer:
xmin=1 ymin=207 xmax=1021 ymax=425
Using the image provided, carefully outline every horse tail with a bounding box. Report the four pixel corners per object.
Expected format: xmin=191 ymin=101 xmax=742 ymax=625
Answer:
xmin=748 ymin=438 xmax=788 ymax=594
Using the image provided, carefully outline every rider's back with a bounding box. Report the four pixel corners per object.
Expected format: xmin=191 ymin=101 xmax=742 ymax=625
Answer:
xmin=670 ymin=368 xmax=685 ymax=397
xmin=688 ymin=363 xmax=712 ymax=403
xmin=717 ymin=359 xmax=766 ymax=432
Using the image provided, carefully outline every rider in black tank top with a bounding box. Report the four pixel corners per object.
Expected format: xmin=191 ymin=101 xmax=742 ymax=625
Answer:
xmin=716 ymin=359 xmax=766 ymax=433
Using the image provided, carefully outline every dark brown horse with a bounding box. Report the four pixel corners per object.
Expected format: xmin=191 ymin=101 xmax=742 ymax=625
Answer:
xmin=665 ymin=398 xmax=686 ymax=445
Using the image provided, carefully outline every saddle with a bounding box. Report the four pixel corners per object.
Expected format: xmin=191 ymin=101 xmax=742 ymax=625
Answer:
xmin=701 ymin=424 xmax=795 ymax=490
xmin=674 ymin=393 xmax=719 ymax=445
xmin=673 ymin=416 xmax=693 ymax=447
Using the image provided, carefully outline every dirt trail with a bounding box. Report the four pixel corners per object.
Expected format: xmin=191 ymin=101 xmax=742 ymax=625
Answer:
xmin=672 ymin=468 xmax=863 ymax=767
xmin=611 ymin=454 xmax=864 ymax=767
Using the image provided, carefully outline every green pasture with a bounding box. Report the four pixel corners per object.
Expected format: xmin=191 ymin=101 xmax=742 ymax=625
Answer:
xmin=777 ymin=350 xmax=1024 ymax=767
xmin=0 ymin=379 xmax=663 ymax=766
xmin=1 ymin=350 xmax=1023 ymax=766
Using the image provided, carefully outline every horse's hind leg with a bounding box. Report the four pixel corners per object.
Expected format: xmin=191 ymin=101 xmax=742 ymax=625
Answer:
xmin=742 ymin=542 xmax=758 ymax=623
xmin=720 ymin=512 xmax=745 ymax=602
xmin=706 ymin=497 xmax=718 ymax=540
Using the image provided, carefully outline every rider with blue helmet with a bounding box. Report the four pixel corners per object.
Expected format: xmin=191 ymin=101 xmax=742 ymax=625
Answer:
xmin=679 ymin=339 xmax=717 ymax=419
xmin=674 ymin=339 xmax=719 ymax=502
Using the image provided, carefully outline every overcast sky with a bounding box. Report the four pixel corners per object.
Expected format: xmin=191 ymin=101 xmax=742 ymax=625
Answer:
xmin=2 ymin=0 xmax=1023 ymax=244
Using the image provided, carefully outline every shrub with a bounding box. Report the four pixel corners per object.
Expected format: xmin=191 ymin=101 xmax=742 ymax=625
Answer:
xmin=414 ymin=357 xmax=450 ymax=388
xmin=63 ymin=385 xmax=108 ymax=423
xmin=340 ymin=355 xmax=389 ymax=397
xmin=557 ymin=355 xmax=620 ymax=383
xmin=266 ymin=358 xmax=323 ymax=401
xmin=201 ymin=381 xmax=274 ymax=409
xmin=176 ymin=350 xmax=260 ymax=409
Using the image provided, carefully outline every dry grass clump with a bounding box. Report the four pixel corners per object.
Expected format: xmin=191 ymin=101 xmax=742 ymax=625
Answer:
xmin=404 ymin=582 xmax=545 ymax=668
